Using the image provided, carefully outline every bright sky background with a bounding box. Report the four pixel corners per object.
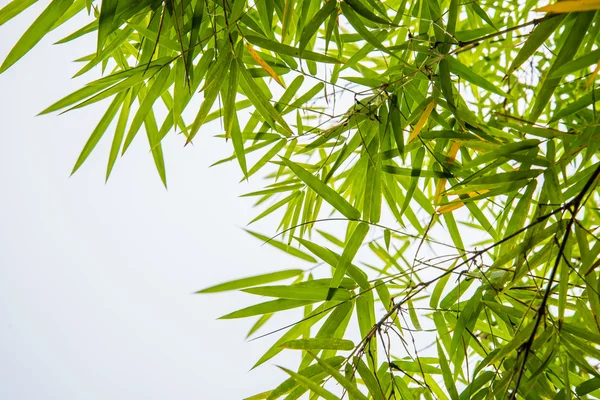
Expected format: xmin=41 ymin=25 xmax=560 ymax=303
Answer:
xmin=0 ymin=2 xmax=305 ymax=398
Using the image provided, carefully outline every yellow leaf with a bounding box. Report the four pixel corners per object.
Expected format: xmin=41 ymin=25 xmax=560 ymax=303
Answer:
xmin=436 ymin=188 xmax=489 ymax=214
xmin=437 ymin=201 xmax=464 ymax=214
xmin=535 ymin=0 xmax=600 ymax=13
xmin=246 ymin=43 xmax=286 ymax=88
xmin=586 ymin=60 xmax=600 ymax=88
xmin=434 ymin=142 xmax=461 ymax=204
xmin=435 ymin=179 xmax=447 ymax=205
xmin=408 ymin=100 xmax=435 ymax=143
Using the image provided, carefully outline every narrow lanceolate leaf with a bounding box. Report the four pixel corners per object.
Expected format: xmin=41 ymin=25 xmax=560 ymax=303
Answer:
xmin=447 ymin=57 xmax=505 ymax=96
xmin=281 ymin=158 xmax=361 ymax=220
xmin=268 ymin=357 xmax=345 ymax=400
xmin=296 ymin=238 xmax=370 ymax=290
xmin=345 ymin=0 xmax=392 ymax=25
xmin=243 ymin=285 xmax=352 ymax=301
xmin=505 ymin=14 xmax=566 ymax=77
xmin=550 ymin=48 xmax=600 ymax=78
xmin=1 ymin=0 xmax=74 ymax=73
xmin=355 ymin=358 xmax=386 ymax=400
xmin=340 ymin=2 xmax=390 ymax=55
xmin=281 ymin=338 xmax=355 ymax=351
xmin=106 ymin=88 xmax=135 ymax=181
xmin=187 ymin=48 xmax=234 ymax=144
xmin=144 ymin=109 xmax=167 ymax=188
xmin=535 ymin=0 xmax=600 ymax=13
xmin=247 ymin=43 xmax=285 ymax=88
xmin=71 ymin=90 xmax=127 ymax=175
xmin=309 ymin=352 xmax=369 ymax=400
xmin=197 ymin=269 xmax=304 ymax=293
xmin=220 ymin=299 xmax=314 ymax=319
xmin=281 ymin=0 xmax=295 ymax=42
xmin=122 ymin=66 xmax=172 ymax=154
xmin=277 ymin=366 xmax=340 ymax=400
xmin=245 ymin=34 xmax=342 ymax=63
xmin=237 ymin=59 xmax=293 ymax=135
xmin=329 ymin=222 xmax=369 ymax=292
xmin=0 ymin=0 xmax=38 ymax=27
xmin=299 ymin=0 xmax=338 ymax=55
xmin=529 ymin=11 xmax=595 ymax=121
xmin=408 ymin=100 xmax=435 ymax=143
xmin=97 ymin=0 xmax=117 ymax=52
xmin=224 ymin=53 xmax=247 ymax=177
xmin=244 ymin=229 xmax=317 ymax=262
xmin=437 ymin=341 xmax=459 ymax=400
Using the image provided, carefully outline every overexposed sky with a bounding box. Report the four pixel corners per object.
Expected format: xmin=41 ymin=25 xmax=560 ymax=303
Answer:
xmin=0 ymin=2 xmax=306 ymax=398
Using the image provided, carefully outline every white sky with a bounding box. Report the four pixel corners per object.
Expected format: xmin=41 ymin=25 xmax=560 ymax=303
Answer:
xmin=0 ymin=2 xmax=305 ymax=398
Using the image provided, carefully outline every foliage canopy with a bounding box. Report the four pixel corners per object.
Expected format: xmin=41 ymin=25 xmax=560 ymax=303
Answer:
xmin=2 ymin=0 xmax=600 ymax=398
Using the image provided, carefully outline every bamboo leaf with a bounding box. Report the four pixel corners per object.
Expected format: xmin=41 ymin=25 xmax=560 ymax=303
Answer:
xmin=238 ymin=58 xmax=293 ymax=135
xmin=0 ymin=0 xmax=74 ymax=73
xmin=197 ymin=269 xmax=303 ymax=293
xmin=243 ymin=285 xmax=352 ymax=301
xmin=245 ymin=34 xmax=342 ymax=63
xmin=447 ymin=57 xmax=505 ymax=96
xmin=245 ymin=229 xmax=317 ymax=263
xmin=281 ymin=158 xmax=361 ymax=220
xmin=71 ymin=90 xmax=127 ymax=175
xmin=329 ymin=222 xmax=369 ymax=292
xmin=0 ymin=0 xmax=38 ymax=27
xmin=277 ymin=366 xmax=340 ymax=400
xmin=220 ymin=299 xmax=314 ymax=319
xmin=281 ymin=338 xmax=355 ymax=350
xmin=309 ymin=353 xmax=368 ymax=400
xmin=247 ymin=43 xmax=285 ymax=88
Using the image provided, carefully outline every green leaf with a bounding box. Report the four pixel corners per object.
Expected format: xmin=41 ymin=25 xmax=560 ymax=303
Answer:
xmin=122 ymin=66 xmax=172 ymax=154
xmin=340 ymin=2 xmax=390 ymax=55
xmin=550 ymin=48 xmax=600 ymax=78
xmin=299 ymin=0 xmax=338 ymax=55
xmin=281 ymin=157 xmax=361 ymax=220
xmin=243 ymin=285 xmax=352 ymax=301
xmin=447 ymin=57 xmax=505 ymax=96
xmin=224 ymin=54 xmax=247 ymax=177
xmin=245 ymin=34 xmax=342 ymax=64
xmin=0 ymin=0 xmax=74 ymax=73
xmin=355 ymin=357 xmax=386 ymax=400
xmin=197 ymin=269 xmax=304 ymax=293
xmin=281 ymin=338 xmax=355 ymax=350
xmin=296 ymin=238 xmax=370 ymax=290
xmin=437 ymin=341 xmax=459 ymax=400
xmin=0 ymin=0 xmax=38 ymax=27
xmin=267 ymin=357 xmax=345 ymax=400
xmin=506 ymin=14 xmax=566 ymax=77
xmin=106 ymin=87 xmax=136 ymax=181
xmin=71 ymin=90 xmax=127 ymax=175
xmin=468 ymin=2 xmax=496 ymax=30
xmin=97 ymin=0 xmax=117 ymax=52
xmin=550 ymin=87 xmax=600 ymax=122
xmin=345 ymin=0 xmax=392 ymax=25
xmin=187 ymin=46 xmax=233 ymax=144
xmin=576 ymin=378 xmax=600 ymax=396
xmin=309 ymin=353 xmax=368 ymax=400
xmin=245 ymin=229 xmax=317 ymax=263
xmin=220 ymin=299 xmax=314 ymax=319
xmin=277 ymin=366 xmax=340 ymax=400
xmin=330 ymin=222 xmax=369 ymax=291
xmin=529 ymin=11 xmax=595 ymax=121
xmin=237 ymin=58 xmax=293 ymax=135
